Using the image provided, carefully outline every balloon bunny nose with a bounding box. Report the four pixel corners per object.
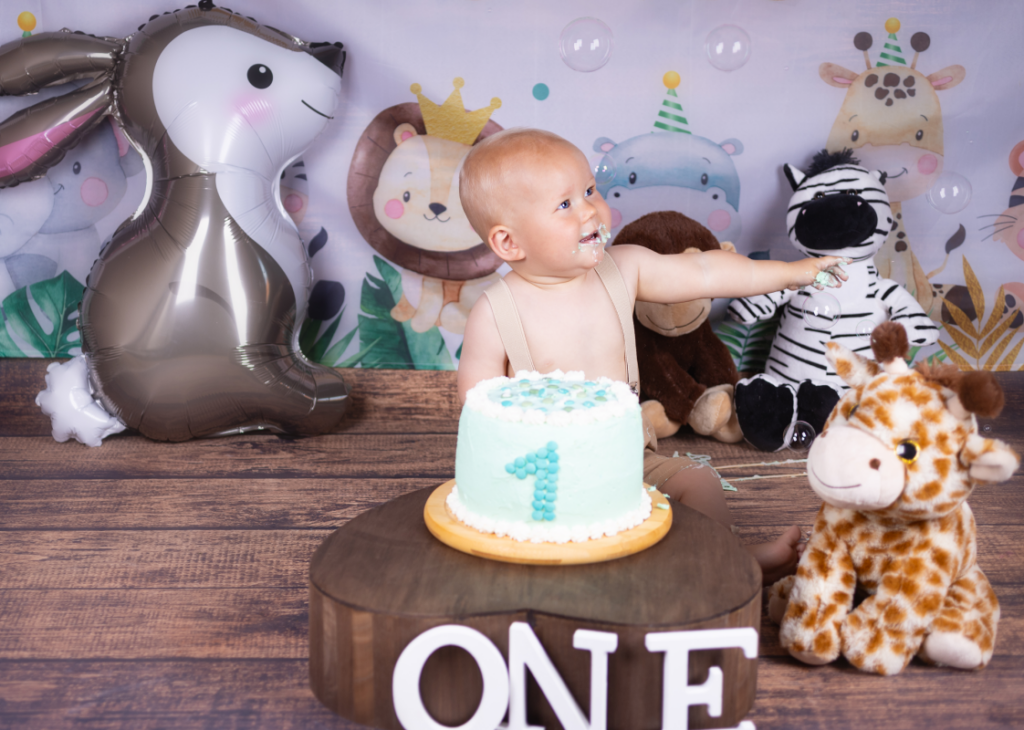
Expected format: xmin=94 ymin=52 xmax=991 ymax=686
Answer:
xmin=310 ymin=42 xmax=346 ymax=77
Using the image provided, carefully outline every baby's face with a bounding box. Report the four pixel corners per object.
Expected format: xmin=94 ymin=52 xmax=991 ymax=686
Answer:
xmin=505 ymin=144 xmax=612 ymax=275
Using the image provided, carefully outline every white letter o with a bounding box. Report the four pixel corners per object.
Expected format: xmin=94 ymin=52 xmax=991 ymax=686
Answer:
xmin=392 ymin=624 xmax=510 ymax=730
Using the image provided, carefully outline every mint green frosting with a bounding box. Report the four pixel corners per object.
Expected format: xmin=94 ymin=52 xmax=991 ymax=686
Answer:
xmin=455 ymin=399 xmax=644 ymax=532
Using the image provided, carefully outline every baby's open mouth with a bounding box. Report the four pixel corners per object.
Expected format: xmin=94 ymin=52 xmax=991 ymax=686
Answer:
xmin=578 ymin=223 xmax=611 ymax=247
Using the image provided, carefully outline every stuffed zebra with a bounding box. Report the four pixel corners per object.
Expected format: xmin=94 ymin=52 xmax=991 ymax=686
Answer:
xmin=728 ymin=149 xmax=940 ymax=451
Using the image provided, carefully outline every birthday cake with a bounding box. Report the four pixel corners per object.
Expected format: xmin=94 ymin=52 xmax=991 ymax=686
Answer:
xmin=450 ymin=370 xmax=650 ymax=543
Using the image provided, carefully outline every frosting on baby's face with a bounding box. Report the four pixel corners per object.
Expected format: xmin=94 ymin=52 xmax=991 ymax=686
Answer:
xmin=501 ymin=144 xmax=613 ymax=277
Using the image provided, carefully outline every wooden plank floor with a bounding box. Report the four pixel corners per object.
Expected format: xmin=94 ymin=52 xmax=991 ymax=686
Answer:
xmin=1 ymin=359 xmax=1022 ymax=729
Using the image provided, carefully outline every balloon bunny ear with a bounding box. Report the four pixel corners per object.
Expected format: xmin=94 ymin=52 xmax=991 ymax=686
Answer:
xmin=0 ymin=32 xmax=121 ymax=186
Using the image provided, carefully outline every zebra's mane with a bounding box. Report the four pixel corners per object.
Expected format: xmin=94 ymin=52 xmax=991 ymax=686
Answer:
xmin=806 ymin=148 xmax=860 ymax=178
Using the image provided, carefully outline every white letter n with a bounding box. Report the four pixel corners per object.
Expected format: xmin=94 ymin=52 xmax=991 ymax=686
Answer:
xmin=507 ymin=622 xmax=618 ymax=730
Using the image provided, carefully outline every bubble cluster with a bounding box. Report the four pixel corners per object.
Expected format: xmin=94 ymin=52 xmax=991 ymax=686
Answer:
xmin=926 ymin=171 xmax=972 ymax=214
xmin=705 ymin=25 xmax=751 ymax=72
xmin=593 ymin=155 xmax=616 ymax=185
xmin=559 ymin=17 xmax=614 ymax=73
xmin=803 ymin=291 xmax=842 ymax=329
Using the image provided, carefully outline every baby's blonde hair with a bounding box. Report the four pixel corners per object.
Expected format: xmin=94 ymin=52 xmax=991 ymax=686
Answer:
xmin=460 ymin=127 xmax=577 ymax=240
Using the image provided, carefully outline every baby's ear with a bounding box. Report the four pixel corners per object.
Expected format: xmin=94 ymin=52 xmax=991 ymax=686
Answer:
xmin=486 ymin=225 xmax=524 ymax=263
xmin=719 ymin=241 xmax=736 ymax=254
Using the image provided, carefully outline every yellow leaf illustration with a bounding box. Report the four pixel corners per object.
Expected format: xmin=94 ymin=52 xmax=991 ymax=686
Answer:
xmin=997 ymin=337 xmax=1024 ymax=371
xmin=980 ymin=306 xmax=1018 ymax=357
xmin=984 ymin=329 xmax=1019 ymax=370
xmin=979 ymin=286 xmax=1008 ymax=340
xmin=941 ymin=296 xmax=979 ymax=340
xmin=942 ymin=321 xmax=980 ymax=360
xmin=939 ymin=341 xmax=973 ymax=371
xmin=963 ymin=257 xmax=985 ymax=329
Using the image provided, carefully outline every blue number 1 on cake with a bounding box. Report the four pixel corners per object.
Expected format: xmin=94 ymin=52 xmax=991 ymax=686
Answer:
xmin=504 ymin=442 xmax=560 ymax=521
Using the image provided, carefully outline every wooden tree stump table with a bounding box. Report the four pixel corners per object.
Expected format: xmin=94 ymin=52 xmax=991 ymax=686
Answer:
xmin=309 ymin=486 xmax=762 ymax=730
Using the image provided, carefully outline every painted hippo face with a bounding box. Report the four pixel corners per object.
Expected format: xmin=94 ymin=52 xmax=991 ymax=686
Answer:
xmin=152 ymin=25 xmax=341 ymax=179
xmin=594 ymin=132 xmax=743 ymax=244
xmin=40 ymin=123 xmax=135 ymax=235
xmin=0 ymin=177 xmax=53 ymax=256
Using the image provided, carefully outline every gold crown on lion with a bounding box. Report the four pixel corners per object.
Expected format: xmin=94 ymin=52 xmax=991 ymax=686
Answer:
xmin=410 ymin=77 xmax=501 ymax=146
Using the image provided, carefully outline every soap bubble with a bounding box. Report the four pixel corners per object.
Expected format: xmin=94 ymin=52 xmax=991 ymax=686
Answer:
xmin=592 ymin=155 xmax=615 ymax=185
xmin=856 ymin=318 xmax=876 ymax=341
xmin=705 ymin=25 xmax=751 ymax=72
xmin=559 ymin=17 xmax=614 ymax=73
xmin=926 ymin=171 xmax=972 ymax=214
xmin=803 ymin=291 xmax=841 ymax=329
xmin=786 ymin=420 xmax=816 ymax=452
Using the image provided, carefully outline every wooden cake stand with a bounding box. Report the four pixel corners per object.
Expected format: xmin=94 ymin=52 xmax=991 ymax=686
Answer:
xmin=309 ymin=486 xmax=761 ymax=730
xmin=423 ymin=479 xmax=673 ymax=565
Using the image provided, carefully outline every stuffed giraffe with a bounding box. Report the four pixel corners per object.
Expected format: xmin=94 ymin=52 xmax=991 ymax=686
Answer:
xmin=768 ymin=322 xmax=1019 ymax=675
xmin=820 ymin=24 xmax=965 ymax=319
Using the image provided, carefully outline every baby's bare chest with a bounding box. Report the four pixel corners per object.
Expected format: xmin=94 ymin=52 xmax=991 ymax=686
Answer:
xmin=513 ymin=287 xmax=628 ymax=381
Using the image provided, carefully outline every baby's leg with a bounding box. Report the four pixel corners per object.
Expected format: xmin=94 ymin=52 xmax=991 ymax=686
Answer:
xmin=659 ymin=463 xmax=801 ymax=584
xmin=659 ymin=458 xmax=731 ymax=524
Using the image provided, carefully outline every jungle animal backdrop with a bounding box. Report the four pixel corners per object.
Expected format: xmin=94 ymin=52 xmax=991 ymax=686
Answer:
xmin=1 ymin=0 xmax=1021 ymax=374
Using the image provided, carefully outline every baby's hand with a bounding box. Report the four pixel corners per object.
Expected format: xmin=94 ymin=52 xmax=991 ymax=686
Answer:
xmin=787 ymin=256 xmax=851 ymax=291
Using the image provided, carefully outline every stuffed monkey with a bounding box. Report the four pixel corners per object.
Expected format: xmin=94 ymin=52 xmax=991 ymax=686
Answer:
xmin=612 ymin=211 xmax=742 ymax=442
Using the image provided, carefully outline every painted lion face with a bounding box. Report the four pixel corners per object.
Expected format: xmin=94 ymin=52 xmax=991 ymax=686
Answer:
xmin=372 ymin=124 xmax=479 ymax=254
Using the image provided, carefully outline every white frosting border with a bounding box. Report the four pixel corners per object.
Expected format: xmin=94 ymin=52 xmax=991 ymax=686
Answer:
xmin=446 ymin=484 xmax=653 ymax=544
xmin=464 ymin=369 xmax=639 ymax=426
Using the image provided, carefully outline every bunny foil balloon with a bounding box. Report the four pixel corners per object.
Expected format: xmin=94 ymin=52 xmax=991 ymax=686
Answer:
xmin=1 ymin=3 xmax=351 ymax=444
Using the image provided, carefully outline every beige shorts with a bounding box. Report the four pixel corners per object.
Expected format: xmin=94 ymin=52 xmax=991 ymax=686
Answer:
xmin=641 ymin=412 xmax=706 ymax=488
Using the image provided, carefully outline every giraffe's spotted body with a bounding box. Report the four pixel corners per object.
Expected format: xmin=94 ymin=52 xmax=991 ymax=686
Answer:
xmin=770 ymin=324 xmax=1018 ymax=675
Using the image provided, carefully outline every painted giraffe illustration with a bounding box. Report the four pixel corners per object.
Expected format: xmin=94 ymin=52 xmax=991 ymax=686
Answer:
xmin=820 ymin=23 xmax=965 ymax=320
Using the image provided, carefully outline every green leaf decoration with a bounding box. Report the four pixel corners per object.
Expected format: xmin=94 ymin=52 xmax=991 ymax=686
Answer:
xmin=298 ymin=316 xmax=321 ymax=358
xmin=299 ymin=306 xmax=371 ymax=368
xmin=0 ymin=315 xmax=24 ymax=356
xmin=357 ymin=256 xmax=454 ymax=371
xmin=0 ymin=271 xmax=85 ymax=357
xmin=321 ymin=321 xmax=360 ymax=366
xmin=308 ymin=311 xmax=343 ymax=363
xmin=714 ymin=310 xmax=781 ymax=374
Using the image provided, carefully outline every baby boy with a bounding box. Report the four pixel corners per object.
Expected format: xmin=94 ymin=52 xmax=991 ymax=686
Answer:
xmin=456 ymin=128 xmax=847 ymax=581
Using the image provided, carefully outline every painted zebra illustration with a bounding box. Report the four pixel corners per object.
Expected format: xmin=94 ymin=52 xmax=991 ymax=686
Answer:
xmin=728 ymin=149 xmax=939 ymax=451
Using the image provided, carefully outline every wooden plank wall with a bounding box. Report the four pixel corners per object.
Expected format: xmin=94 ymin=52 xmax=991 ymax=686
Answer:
xmin=1 ymin=359 xmax=1022 ymax=729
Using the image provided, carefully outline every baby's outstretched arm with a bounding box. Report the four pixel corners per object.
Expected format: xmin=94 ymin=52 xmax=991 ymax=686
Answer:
xmin=457 ymin=295 xmax=508 ymax=404
xmin=610 ymin=244 xmax=848 ymax=305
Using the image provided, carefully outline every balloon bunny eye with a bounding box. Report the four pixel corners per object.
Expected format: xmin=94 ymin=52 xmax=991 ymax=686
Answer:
xmin=247 ymin=64 xmax=273 ymax=89
xmin=72 ymin=162 xmax=81 ymax=175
